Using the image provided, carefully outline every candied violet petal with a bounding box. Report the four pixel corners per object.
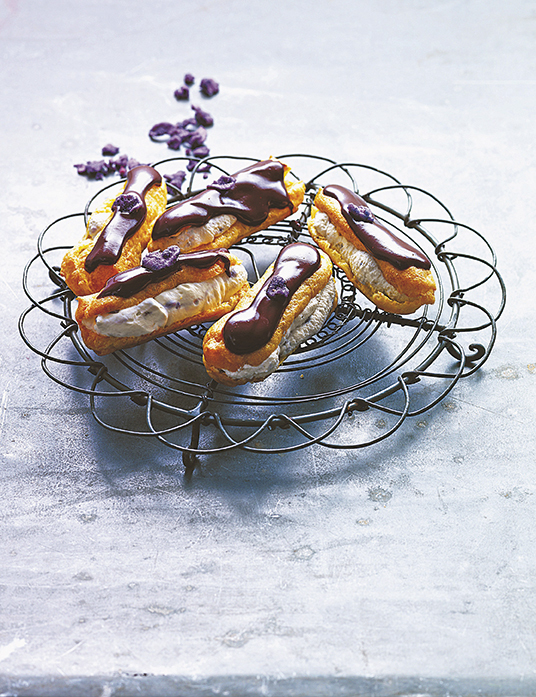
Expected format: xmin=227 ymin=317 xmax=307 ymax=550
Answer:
xmin=348 ymin=203 xmax=374 ymax=224
xmin=192 ymin=145 xmax=210 ymax=158
xmin=174 ymin=86 xmax=189 ymax=101
xmin=187 ymin=126 xmax=207 ymax=148
xmin=112 ymin=192 xmax=144 ymax=215
xmin=192 ymin=105 xmax=214 ymax=127
xmin=164 ymin=170 xmax=187 ymax=190
xmin=179 ymin=117 xmax=198 ymax=129
xmin=102 ymin=143 xmax=119 ymax=156
xmin=208 ymin=174 xmax=236 ymax=192
xmin=167 ymin=135 xmax=184 ymax=150
xmin=266 ymin=275 xmax=290 ymax=300
xmin=199 ymin=78 xmax=219 ymax=97
xmin=184 ymin=73 xmax=195 ymax=86
xmin=142 ymin=245 xmax=182 ymax=272
xmin=149 ymin=122 xmax=175 ymax=139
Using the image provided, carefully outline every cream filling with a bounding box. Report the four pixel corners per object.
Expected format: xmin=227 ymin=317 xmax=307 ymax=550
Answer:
xmin=310 ymin=212 xmax=409 ymax=303
xmin=85 ymin=209 xmax=113 ymax=240
xmin=221 ymin=277 xmax=337 ymax=382
xmin=171 ymin=214 xmax=237 ymax=252
xmin=86 ymin=263 xmax=248 ymax=338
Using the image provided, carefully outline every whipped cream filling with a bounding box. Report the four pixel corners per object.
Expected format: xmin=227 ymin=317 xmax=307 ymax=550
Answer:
xmin=310 ymin=212 xmax=409 ymax=303
xmin=221 ymin=277 xmax=337 ymax=382
xmin=173 ymin=214 xmax=237 ymax=252
xmin=85 ymin=209 xmax=114 ymax=240
xmin=86 ymin=264 xmax=248 ymax=338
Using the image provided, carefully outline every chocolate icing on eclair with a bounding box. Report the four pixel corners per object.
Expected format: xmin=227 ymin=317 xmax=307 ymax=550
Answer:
xmin=151 ymin=159 xmax=293 ymax=241
xmin=85 ymin=165 xmax=163 ymax=273
xmin=223 ymin=242 xmax=321 ymax=355
xmin=323 ymin=185 xmax=430 ymax=270
xmin=97 ymin=246 xmax=232 ymax=299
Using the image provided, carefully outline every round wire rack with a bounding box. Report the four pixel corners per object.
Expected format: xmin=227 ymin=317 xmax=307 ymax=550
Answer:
xmin=20 ymin=154 xmax=506 ymax=473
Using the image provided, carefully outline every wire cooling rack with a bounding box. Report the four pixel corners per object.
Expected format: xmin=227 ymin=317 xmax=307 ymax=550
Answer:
xmin=19 ymin=154 xmax=506 ymax=473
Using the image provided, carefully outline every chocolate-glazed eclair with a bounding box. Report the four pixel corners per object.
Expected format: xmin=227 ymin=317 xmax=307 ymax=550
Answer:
xmin=148 ymin=158 xmax=305 ymax=254
xmin=202 ymin=242 xmax=337 ymax=386
xmin=61 ymin=165 xmax=168 ymax=296
xmin=75 ymin=246 xmax=249 ymax=356
xmin=307 ymin=185 xmax=436 ymax=314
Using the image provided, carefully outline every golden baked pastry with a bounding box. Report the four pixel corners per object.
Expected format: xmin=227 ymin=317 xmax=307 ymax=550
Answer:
xmin=148 ymin=158 xmax=305 ymax=253
xmin=308 ymin=185 xmax=436 ymax=314
xmin=202 ymin=242 xmax=337 ymax=386
xmin=75 ymin=247 xmax=249 ymax=355
xmin=61 ymin=165 xmax=167 ymax=296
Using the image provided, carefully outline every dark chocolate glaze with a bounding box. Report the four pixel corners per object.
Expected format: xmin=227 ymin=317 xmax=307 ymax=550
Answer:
xmin=323 ymin=185 xmax=430 ymax=270
xmin=223 ymin=242 xmax=321 ymax=356
xmin=97 ymin=247 xmax=232 ymax=299
xmin=85 ymin=165 xmax=162 ymax=273
xmin=151 ymin=159 xmax=293 ymax=241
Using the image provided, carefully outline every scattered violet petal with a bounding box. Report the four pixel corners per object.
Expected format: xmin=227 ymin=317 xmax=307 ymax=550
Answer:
xmin=102 ymin=143 xmax=119 ymax=156
xmin=167 ymin=135 xmax=184 ymax=150
xmin=170 ymin=126 xmax=190 ymax=142
xmin=142 ymin=245 xmax=182 ymax=272
xmin=174 ymin=86 xmax=189 ymax=101
xmin=266 ymin=275 xmax=290 ymax=300
xmin=192 ymin=145 xmax=210 ymax=158
xmin=164 ymin=170 xmax=187 ymax=190
xmin=179 ymin=117 xmax=198 ymax=129
xmin=127 ymin=157 xmax=141 ymax=170
xmin=208 ymin=174 xmax=235 ymax=192
xmin=198 ymin=163 xmax=212 ymax=173
xmin=187 ymin=126 xmax=207 ymax=149
xmin=112 ymin=192 xmax=144 ymax=215
xmin=149 ymin=122 xmax=175 ymax=139
xmin=348 ymin=203 xmax=375 ymax=224
xmin=199 ymin=78 xmax=219 ymax=97
xmin=184 ymin=73 xmax=195 ymax=86
xmin=192 ymin=105 xmax=214 ymax=127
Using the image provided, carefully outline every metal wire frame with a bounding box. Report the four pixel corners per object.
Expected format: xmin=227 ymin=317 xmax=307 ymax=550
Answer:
xmin=19 ymin=154 xmax=506 ymax=473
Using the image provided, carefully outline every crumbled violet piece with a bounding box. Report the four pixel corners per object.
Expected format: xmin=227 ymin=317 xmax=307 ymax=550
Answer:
xmin=164 ymin=170 xmax=187 ymax=190
xmin=149 ymin=122 xmax=175 ymax=140
xmin=174 ymin=86 xmax=189 ymax=101
xmin=184 ymin=73 xmax=195 ymax=86
xmin=192 ymin=145 xmax=210 ymax=159
xmin=266 ymin=275 xmax=290 ymax=300
xmin=179 ymin=117 xmax=198 ymax=129
xmin=348 ymin=203 xmax=375 ymax=224
xmin=142 ymin=245 xmax=182 ymax=272
xmin=167 ymin=135 xmax=184 ymax=151
xmin=102 ymin=143 xmax=120 ymax=156
xmin=187 ymin=126 xmax=207 ymax=149
xmin=199 ymin=78 xmax=219 ymax=97
xmin=208 ymin=174 xmax=236 ymax=192
xmin=112 ymin=192 xmax=144 ymax=215
xmin=192 ymin=105 xmax=214 ymax=127
xmin=73 ymin=159 xmax=109 ymax=180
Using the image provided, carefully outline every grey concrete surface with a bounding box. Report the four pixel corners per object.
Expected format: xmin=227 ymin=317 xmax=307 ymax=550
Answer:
xmin=1 ymin=0 xmax=535 ymax=695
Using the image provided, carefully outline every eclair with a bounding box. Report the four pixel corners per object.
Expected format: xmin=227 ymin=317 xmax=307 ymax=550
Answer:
xmin=75 ymin=246 xmax=249 ymax=356
xmin=202 ymin=242 xmax=337 ymax=386
xmin=307 ymin=185 xmax=436 ymax=314
xmin=61 ymin=165 xmax=168 ymax=296
xmin=148 ymin=158 xmax=305 ymax=254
